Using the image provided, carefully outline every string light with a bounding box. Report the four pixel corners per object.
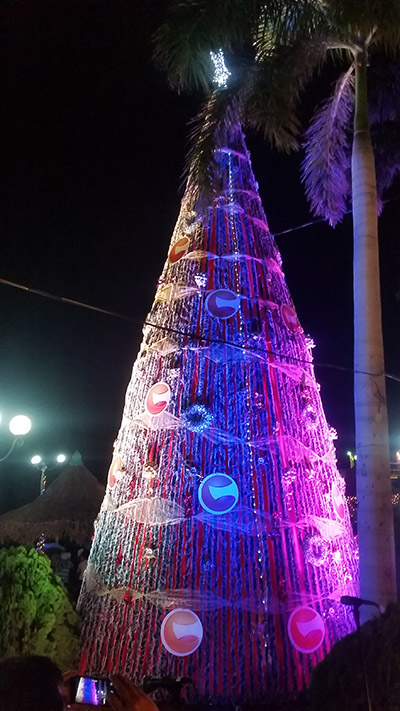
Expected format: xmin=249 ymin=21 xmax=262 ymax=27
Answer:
xmin=210 ymin=49 xmax=231 ymax=88
xmin=346 ymin=493 xmax=400 ymax=520
xmin=36 ymin=533 xmax=45 ymax=554
xmin=78 ymin=115 xmax=359 ymax=702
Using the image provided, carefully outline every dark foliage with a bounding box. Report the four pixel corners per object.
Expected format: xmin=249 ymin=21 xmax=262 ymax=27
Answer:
xmin=184 ymin=89 xmax=243 ymax=202
xmin=155 ymin=0 xmax=400 ymax=224
xmin=309 ymin=603 xmax=400 ymax=711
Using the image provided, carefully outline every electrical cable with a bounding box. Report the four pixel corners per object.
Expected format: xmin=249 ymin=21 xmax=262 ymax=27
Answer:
xmin=2 ymin=276 xmax=400 ymax=384
xmin=272 ymin=195 xmax=400 ymax=238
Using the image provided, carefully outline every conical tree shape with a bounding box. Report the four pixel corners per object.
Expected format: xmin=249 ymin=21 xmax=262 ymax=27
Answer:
xmin=78 ymin=118 xmax=358 ymax=703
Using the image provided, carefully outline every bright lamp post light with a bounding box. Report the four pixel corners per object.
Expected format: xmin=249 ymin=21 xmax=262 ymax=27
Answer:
xmin=0 ymin=413 xmax=32 ymax=462
xmin=31 ymin=453 xmax=67 ymax=495
xmin=31 ymin=452 xmax=67 ymax=552
xmin=347 ymin=450 xmax=357 ymax=468
xmin=9 ymin=415 xmax=32 ymax=436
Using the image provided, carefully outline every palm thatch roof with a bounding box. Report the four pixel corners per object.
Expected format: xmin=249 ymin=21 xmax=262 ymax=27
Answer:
xmin=0 ymin=451 xmax=105 ymax=546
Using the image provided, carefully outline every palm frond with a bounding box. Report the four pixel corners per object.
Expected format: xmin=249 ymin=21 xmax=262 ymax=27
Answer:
xmin=154 ymin=0 xmax=334 ymax=93
xmin=154 ymin=0 xmax=263 ymax=92
xmin=326 ymin=0 xmax=400 ymax=53
xmin=244 ymin=39 xmax=325 ymax=152
xmin=301 ymin=66 xmax=354 ymax=226
xmin=256 ymin=0 xmax=329 ymax=52
xmin=184 ymin=89 xmax=243 ymax=202
xmin=201 ymin=0 xmax=265 ymax=47
xmin=154 ymin=1 xmax=215 ymax=92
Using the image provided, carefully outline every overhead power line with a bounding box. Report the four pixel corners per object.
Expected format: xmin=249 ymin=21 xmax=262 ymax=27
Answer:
xmin=1 ymin=276 xmax=400 ymax=385
xmin=272 ymin=195 xmax=400 ymax=238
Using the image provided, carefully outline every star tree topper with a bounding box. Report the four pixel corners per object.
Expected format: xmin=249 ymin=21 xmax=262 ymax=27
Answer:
xmin=210 ymin=49 xmax=231 ymax=88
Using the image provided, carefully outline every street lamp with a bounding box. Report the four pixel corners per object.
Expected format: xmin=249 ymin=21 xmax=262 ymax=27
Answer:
xmin=31 ymin=453 xmax=67 ymax=552
xmin=31 ymin=453 xmax=67 ymax=495
xmin=346 ymin=450 xmax=357 ymax=468
xmin=0 ymin=413 xmax=32 ymax=462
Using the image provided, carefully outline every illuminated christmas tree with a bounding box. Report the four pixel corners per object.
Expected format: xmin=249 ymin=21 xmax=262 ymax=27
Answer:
xmin=78 ymin=114 xmax=359 ymax=703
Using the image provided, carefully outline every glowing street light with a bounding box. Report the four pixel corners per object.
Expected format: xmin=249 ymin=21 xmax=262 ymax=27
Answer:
xmin=0 ymin=413 xmax=32 ymax=462
xmin=9 ymin=415 xmax=32 ymax=436
xmin=31 ymin=452 xmax=68 ymax=552
xmin=347 ymin=450 xmax=357 ymax=468
xmin=31 ymin=453 xmax=67 ymax=494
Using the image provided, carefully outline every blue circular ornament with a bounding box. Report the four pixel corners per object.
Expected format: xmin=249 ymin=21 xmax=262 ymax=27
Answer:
xmin=199 ymin=473 xmax=239 ymax=515
xmin=181 ymin=404 xmax=213 ymax=432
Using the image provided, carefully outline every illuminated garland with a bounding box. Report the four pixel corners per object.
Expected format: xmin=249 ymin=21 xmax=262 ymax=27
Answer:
xmin=180 ymin=403 xmax=214 ymax=432
xmin=78 ymin=119 xmax=359 ymax=703
xmin=346 ymin=493 xmax=400 ymax=521
xmin=303 ymin=533 xmax=330 ymax=567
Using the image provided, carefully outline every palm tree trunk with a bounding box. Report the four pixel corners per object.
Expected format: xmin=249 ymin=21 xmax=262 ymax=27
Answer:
xmin=352 ymin=51 xmax=397 ymax=618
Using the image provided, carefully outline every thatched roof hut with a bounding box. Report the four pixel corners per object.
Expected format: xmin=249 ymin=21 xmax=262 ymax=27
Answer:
xmin=0 ymin=451 xmax=104 ymax=546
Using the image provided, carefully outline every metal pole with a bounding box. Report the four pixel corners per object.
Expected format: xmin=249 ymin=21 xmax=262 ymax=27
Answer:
xmin=353 ymin=605 xmax=373 ymax=711
xmin=36 ymin=464 xmax=47 ymax=552
xmin=341 ymin=597 xmax=379 ymax=711
xmin=40 ymin=464 xmax=47 ymax=495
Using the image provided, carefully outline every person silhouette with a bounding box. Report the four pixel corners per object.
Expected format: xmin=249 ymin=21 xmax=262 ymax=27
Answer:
xmin=0 ymin=655 xmax=65 ymax=711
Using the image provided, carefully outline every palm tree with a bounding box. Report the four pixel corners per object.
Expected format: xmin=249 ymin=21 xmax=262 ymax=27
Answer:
xmin=155 ymin=0 xmax=400 ymax=617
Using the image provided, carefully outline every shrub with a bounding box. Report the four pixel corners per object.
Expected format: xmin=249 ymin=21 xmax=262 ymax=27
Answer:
xmin=309 ymin=603 xmax=400 ymax=711
xmin=0 ymin=546 xmax=80 ymax=670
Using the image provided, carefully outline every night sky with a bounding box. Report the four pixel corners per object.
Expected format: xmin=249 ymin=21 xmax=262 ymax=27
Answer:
xmin=1 ymin=1 xmax=399 ymax=513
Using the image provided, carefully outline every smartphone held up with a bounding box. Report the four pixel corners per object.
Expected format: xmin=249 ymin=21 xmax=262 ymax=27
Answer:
xmin=70 ymin=676 xmax=112 ymax=706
